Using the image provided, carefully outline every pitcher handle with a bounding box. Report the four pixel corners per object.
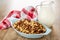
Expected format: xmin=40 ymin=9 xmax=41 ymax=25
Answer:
xmin=35 ymin=1 xmax=54 ymax=9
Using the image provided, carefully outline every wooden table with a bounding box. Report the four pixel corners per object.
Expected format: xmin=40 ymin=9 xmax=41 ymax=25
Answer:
xmin=0 ymin=16 xmax=60 ymax=40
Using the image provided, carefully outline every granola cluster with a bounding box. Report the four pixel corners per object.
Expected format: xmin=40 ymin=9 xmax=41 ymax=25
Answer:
xmin=13 ymin=19 xmax=46 ymax=34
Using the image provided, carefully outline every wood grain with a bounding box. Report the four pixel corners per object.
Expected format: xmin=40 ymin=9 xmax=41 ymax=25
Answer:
xmin=3 ymin=28 xmax=18 ymax=40
xmin=0 ymin=29 xmax=8 ymax=40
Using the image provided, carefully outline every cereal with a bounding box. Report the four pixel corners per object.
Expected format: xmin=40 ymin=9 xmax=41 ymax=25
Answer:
xmin=13 ymin=19 xmax=46 ymax=34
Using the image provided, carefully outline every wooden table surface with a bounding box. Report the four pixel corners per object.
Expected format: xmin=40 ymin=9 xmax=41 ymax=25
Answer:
xmin=0 ymin=15 xmax=60 ymax=40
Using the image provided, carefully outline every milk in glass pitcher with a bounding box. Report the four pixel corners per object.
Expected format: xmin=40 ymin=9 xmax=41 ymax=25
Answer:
xmin=36 ymin=1 xmax=56 ymax=27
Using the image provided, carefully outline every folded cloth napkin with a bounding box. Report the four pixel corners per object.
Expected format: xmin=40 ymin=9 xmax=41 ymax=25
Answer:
xmin=0 ymin=6 xmax=38 ymax=30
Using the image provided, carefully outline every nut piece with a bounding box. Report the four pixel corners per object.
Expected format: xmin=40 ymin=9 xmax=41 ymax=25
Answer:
xmin=13 ymin=24 xmax=17 ymax=28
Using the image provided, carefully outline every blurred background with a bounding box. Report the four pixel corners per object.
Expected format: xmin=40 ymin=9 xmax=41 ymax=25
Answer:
xmin=0 ymin=0 xmax=60 ymax=20
xmin=0 ymin=0 xmax=60 ymax=24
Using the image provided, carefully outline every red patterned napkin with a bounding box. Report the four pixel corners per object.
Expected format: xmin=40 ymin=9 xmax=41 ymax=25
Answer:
xmin=0 ymin=6 xmax=38 ymax=30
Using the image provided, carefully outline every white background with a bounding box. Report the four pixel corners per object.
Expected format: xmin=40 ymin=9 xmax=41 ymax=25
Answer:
xmin=0 ymin=0 xmax=60 ymax=19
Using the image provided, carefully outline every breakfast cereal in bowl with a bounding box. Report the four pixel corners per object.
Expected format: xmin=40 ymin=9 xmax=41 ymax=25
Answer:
xmin=11 ymin=18 xmax=51 ymax=38
xmin=13 ymin=19 xmax=46 ymax=34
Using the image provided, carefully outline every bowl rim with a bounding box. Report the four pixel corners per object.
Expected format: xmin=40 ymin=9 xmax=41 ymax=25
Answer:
xmin=11 ymin=19 xmax=51 ymax=35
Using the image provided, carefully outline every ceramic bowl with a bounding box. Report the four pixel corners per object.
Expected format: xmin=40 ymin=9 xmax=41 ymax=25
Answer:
xmin=10 ymin=18 xmax=51 ymax=38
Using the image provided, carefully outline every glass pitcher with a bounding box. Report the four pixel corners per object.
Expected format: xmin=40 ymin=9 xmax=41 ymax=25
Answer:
xmin=36 ymin=1 xmax=56 ymax=27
